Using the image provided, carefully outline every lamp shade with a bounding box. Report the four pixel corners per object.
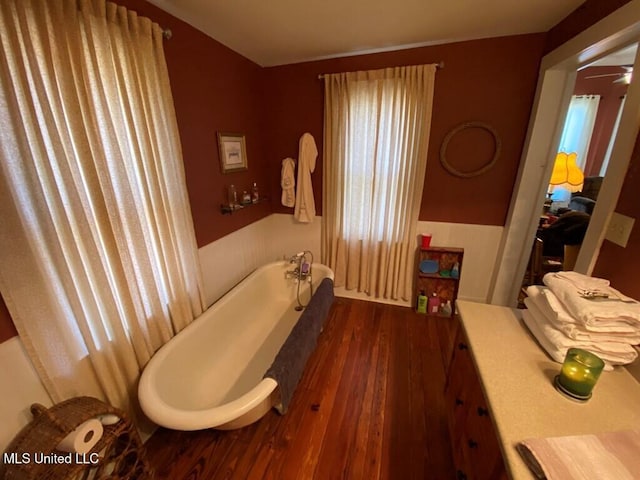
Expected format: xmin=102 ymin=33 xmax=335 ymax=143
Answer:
xmin=549 ymin=152 xmax=584 ymax=193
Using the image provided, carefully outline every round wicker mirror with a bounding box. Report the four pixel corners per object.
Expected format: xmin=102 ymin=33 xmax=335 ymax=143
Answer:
xmin=440 ymin=122 xmax=501 ymax=178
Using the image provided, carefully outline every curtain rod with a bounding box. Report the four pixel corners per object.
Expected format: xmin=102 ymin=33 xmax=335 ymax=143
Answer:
xmin=162 ymin=28 xmax=173 ymax=40
xmin=317 ymin=61 xmax=444 ymax=80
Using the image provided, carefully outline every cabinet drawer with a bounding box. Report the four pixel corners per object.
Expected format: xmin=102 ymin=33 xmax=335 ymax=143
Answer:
xmin=445 ymin=325 xmax=507 ymax=480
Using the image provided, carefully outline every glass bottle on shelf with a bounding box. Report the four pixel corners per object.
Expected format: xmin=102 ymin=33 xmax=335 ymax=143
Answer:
xmin=441 ymin=300 xmax=452 ymax=316
xmin=228 ymin=184 xmax=238 ymax=208
xmin=251 ymin=182 xmax=259 ymax=203
xmin=451 ymin=261 xmax=460 ymax=279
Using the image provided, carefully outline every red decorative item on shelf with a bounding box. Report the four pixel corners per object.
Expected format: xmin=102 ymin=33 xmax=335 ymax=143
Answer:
xmin=415 ymin=246 xmax=463 ymax=317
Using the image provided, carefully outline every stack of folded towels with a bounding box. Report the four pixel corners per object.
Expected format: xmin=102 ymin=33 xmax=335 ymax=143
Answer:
xmin=523 ymin=271 xmax=640 ymax=370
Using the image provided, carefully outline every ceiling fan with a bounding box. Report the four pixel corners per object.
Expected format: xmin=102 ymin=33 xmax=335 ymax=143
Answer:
xmin=584 ymin=66 xmax=633 ymax=84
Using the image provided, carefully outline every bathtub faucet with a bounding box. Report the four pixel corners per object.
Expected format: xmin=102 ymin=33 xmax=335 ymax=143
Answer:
xmin=288 ymin=252 xmax=305 ymax=263
xmin=286 ymin=251 xmax=313 ymax=281
xmin=285 ymin=267 xmax=300 ymax=280
xmin=286 ymin=251 xmax=315 ymax=311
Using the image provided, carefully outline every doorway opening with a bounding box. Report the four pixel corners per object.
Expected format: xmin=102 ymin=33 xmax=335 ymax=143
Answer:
xmin=520 ymin=44 xmax=636 ymax=299
xmin=489 ymin=2 xmax=640 ymax=307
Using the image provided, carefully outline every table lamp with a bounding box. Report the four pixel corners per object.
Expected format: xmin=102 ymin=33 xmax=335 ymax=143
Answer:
xmin=548 ymin=152 xmax=584 ymax=194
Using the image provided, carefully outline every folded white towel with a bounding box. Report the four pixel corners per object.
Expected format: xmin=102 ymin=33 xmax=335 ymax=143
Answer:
xmin=553 ymin=271 xmax=610 ymax=290
xmin=526 ymin=286 xmax=640 ymax=342
xmin=543 ymin=272 xmax=640 ymax=327
xmin=522 ymin=301 xmax=637 ymax=369
xmin=522 ymin=308 xmax=567 ymax=365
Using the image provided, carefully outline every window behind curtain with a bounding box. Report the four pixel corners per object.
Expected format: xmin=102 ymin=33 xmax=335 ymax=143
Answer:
xmin=322 ymin=65 xmax=436 ymax=300
xmin=558 ymin=95 xmax=601 ymax=169
xmin=344 ymin=79 xmax=407 ymax=242
xmin=0 ymin=0 xmax=203 ymax=413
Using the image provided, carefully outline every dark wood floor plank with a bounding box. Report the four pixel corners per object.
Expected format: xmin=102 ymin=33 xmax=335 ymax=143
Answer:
xmin=224 ymin=414 xmax=278 ymax=480
xmin=407 ymin=313 xmax=429 ymax=479
xmin=313 ymin=300 xmax=376 ymax=479
xmin=343 ymin=302 xmax=383 ymax=480
xmin=384 ymin=305 xmax=415 ymax=479
xmin=361 ymin=303 xmax=391 ymax=480
xmin=272 ymin=298 xmax=359 ymax=479
xmin=144 ymin=298 xmax=455 ymax=480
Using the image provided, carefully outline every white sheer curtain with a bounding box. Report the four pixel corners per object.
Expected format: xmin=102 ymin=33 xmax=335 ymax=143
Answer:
xmin=600 ymin=95 xmax=626 ymax=176
xmin=551 ymin=94 xmax=600 ymax=203
xmin=558 ymin=94 xmax=601 ymax=169
xmin=0 ymin=0 xmax=204 ymax=416
xmin=322 ymin=65 xmax=436 ymax=301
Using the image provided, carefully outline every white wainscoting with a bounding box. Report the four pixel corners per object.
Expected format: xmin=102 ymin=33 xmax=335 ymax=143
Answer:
xmin=334 ymin=222 xmax=503 ymax=307
xmin=198 ymin=214 xmax=321 ymax=307
xmin=0 ymin=215 xmax=501 ymax=452
xmin=199 ymin=216 xmax=272 ymax=307
xmin=0 ymin=337 xmax=52 ymax=452
xmin=417 ymin=221 xmax=504 ymax=304
xmin=266 ymin=213 xmax=322 ymax=264
xmin=198 ymin=215 xmax=502 ymax=308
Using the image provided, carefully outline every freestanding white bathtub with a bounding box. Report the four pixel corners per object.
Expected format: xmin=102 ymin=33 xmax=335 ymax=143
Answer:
xmin=138 ymin=260 xmax=334 ymax=431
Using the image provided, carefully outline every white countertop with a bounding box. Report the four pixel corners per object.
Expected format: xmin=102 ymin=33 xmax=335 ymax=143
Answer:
xmin=456 ymin=300 xmax=640 ymax=480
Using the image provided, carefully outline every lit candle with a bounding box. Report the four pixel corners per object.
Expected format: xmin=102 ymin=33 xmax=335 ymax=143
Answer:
xmin=558 ymin=348 xmax=605 ymax=399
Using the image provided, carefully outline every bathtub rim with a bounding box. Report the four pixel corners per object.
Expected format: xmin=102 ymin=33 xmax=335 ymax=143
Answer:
xmin=138 ymin=260 xmax=333 ymax=430
xmin=139 ymin=375 xmax=278 ymax=431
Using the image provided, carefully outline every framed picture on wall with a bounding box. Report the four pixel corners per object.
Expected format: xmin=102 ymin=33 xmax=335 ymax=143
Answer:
xmin=217 ymin=132 xmax=248 ymax=173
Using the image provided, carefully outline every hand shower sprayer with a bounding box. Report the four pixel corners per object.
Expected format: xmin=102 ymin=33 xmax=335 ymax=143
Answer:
xmin=287 ymin=250 xmax=314 ymax=311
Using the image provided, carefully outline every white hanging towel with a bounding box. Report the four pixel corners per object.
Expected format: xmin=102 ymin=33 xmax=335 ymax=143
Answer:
xmin=294 ymin=133 xmax=317 ymax=223
xmin=281 ymin=157 xmax=296 ymax=207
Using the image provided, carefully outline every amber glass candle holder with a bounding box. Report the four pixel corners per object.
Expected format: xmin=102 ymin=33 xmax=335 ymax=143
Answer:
xmin=554 ymin=348 xmax=605 ymax=402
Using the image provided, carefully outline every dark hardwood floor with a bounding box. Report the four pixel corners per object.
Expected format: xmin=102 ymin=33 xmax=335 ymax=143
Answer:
xmin=144 ymin=297 xmax=457 ymax=479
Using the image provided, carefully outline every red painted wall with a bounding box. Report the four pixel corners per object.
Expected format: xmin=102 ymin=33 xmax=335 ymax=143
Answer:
xmin=544 ymin=0 xmax=633 ymax=54
xmin=0 ymin=0 xmax=272 ymax=341
xmin=264 ymin=34 xmax=546 ymax=226
xmin=574 ymin=66 xmax=629 ymax=176
xmin=592 ymin=133 xmax=640 ymax=298
xmin=1 ymin=0 xmax=636 ymax=340
xmin=116 ymin=0 xmax=272 ymax=248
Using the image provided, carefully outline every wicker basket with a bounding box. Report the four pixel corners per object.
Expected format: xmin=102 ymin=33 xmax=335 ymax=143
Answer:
xmin=1 ymin=397 xmax=152 ymax=480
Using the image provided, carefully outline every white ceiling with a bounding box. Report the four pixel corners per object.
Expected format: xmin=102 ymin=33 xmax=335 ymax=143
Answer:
xmin=587 ymin=43 xmax=638 ymax=67
xmin=148 ymin=0 xmax=586 ymax=67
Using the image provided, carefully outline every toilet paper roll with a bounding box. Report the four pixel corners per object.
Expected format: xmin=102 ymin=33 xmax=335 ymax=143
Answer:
xmin=56 ymin=418 xmax=104 ymax=454
xmin=98 ymin=414 xmax=120 ymax=426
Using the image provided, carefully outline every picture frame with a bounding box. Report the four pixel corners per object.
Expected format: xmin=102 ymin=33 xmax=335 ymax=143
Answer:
xmin=217 ymin=132 xmax=248 ymax=173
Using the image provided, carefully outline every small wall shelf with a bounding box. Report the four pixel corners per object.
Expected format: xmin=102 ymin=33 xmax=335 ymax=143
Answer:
xmin=418 ymin=271 xmax=458 ymax=280
xmin=220 ymin=197 xmax=267 ymax=215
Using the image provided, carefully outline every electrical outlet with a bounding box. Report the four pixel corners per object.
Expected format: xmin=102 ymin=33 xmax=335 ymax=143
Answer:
xmin=605 ymin=212 xmax=635 ymax=247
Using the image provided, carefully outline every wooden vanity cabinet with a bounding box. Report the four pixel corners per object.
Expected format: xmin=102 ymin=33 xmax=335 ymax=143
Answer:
xmin=445 ymin=321 xmax=508 ymax=480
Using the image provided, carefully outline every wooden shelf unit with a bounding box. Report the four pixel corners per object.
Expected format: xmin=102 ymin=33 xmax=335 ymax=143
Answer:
xmin=415 ymin=246 xmax=463 ymax=317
